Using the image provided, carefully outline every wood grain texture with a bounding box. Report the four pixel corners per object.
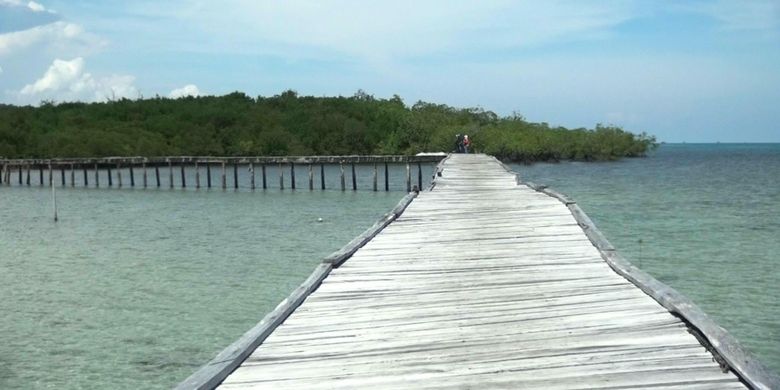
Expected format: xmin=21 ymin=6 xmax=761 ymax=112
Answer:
xmin=192 ymin=154 xmax=762 ymax=389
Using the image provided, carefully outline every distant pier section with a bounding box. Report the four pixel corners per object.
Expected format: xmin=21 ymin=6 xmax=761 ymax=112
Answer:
xmin=0 ymin=155 xmax=445 ymax=192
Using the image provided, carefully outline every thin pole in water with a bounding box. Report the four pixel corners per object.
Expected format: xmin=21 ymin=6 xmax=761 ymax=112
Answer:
xmin=52 ymin=183 xmax=58 ymax=222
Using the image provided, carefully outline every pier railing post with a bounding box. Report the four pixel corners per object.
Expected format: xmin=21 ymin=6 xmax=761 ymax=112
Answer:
xmin=340 ymin=162 xmax=345 ymax=191
xmin=351 ymin=163 xmax=357 ymax=191
xmin=308 ymin=164 xmax=313 ymax=191
xmin=169 ymin=160 xmax=174 ymax=189
xmin=406 ymin=163 xmax=411 ymax=192
xmin=250 ymin=162 xmax=255 ymax=190
xmin=417 ymin=162 xmax=422 ymax=191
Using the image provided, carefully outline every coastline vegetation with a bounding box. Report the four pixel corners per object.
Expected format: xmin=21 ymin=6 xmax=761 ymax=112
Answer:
xmin=0 ymin=90 xmax=657 ymax=162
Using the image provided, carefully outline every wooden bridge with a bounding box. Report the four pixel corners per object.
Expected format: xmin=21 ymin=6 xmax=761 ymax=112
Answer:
xmin=178 ymin=154 xmax=778 ymax=389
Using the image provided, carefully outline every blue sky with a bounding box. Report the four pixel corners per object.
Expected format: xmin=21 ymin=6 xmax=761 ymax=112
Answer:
xmin=0 ymin=1 xmax=778 ymax=142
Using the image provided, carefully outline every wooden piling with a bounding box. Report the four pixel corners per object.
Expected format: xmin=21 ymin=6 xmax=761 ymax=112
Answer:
xmin=373 ymin=163 xmax=378 ymax=191
xmin=351 ymin=163 xmax=357 ymax=191
xmin=279 ymin=163 xmax=284 ymax=190
xmin=406 ymin=163 xmax=411 ymax=192
xmin=290 ymin=163 xmax=296 ymax=190
xmin=94 ymin=163 xmax=99 ymax=187
xmin=142 ymin=162 xmax=147 ymax=188
xmin=195 ymin=162 xmax=200 ymax=189
xmin=221 ymin=162 xmax=227 ymax=189
xmin=26 ymin=165 xmax=31 ymax=186
xmin=261 ymin=164 xmax=267 ymax=189
xmin=233 ymin=163 xmax=238 ymax=189
xmin=1 ymin=164 xmax=4 ymax=185
xmin=70 ymin=164 xmax=75 ymax=187
xmin=308 ymin=164 xmax=313 ymax=190
xmin=107 ymin=164 xmax=113 ymax=187
xmin=384 ymin=162 xmax=389 ymax=191
xmin=129 ymin=163 xmax=135 ymax=187
xmin=155 ymin=166 xmax=161 ymax=187
xmin=39 ymin=166 xmax=44 ymax=186
xmin=60 ymin=166 xmax=65 ymax=186
xmin=207 ymin=163 xmax=212 ymax=188
xmin=250 ymin=163 xmax=255 ymax=190
xmin=19 ymin=165 xmax=23 ymax=185
xmin=340 ymin=162 xmax=345 ymax=191
xmin=181 ymin=164 xmax=187 ymax=188
xmin=83 ymin=166 xmax=88 ymax=186
xmin=169 ymin=160 xmax=174 ymax=189
xmin=47 ymin=162 xmax=52 ymax=187
xmin=417 ymin=162 xmax=422 ymax=191
xmin=117 ymin=163 xmax=122 ymax=188
xmin=320 ymin=164 xmax=325 ymax=190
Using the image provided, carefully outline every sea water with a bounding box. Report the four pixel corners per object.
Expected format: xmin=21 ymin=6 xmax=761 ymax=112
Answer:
xmin=511 ymin=143 xmax=780 ymax=375
xmin=0 ymin=164 xmax=433 ymax=389
xmin=1 ymin=146 xmax=777 ymax=388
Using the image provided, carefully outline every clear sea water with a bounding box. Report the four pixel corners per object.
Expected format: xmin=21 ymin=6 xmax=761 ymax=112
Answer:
xmin=511 ymin=143 xmax=780 ymax=376
xmin=0 ymin=146 xmax=777 ymax=389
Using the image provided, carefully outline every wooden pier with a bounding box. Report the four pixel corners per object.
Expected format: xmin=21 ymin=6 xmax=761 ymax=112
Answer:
xmin=0 ymin=155 xmax=443 ymax=192
xmin=180 ymin=153 xmax=777 ymax=389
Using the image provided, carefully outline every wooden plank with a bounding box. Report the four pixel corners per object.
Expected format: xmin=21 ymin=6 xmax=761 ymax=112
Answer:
xmin=177 ymin=153 xmax=765 ymax=390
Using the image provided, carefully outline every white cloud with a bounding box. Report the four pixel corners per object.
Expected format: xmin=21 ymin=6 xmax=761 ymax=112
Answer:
xmin=27 ymin=1 xmax=44 ymax=12
xmin=0 ymin=21 xmax=103 ymax=57
xmin=169 ymin=84 xmax=200 ymax=98
xmin=18 ymin=57 xmax=138 ymax=103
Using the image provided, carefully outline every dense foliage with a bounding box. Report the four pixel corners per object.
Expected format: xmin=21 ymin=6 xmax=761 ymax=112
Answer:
xmin=0 ymin=91 xmax=657 ymax=162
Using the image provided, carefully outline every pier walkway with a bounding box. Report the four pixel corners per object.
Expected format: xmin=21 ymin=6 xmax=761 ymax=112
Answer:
xmin=181 ymin=154 xmax=775 ymax=389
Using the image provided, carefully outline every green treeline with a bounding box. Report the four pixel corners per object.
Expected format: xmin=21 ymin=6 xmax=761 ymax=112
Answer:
xmin=0 ymin=90 xmax=657 ymax=162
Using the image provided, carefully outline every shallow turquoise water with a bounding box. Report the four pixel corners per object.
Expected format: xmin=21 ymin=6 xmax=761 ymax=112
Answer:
xmin=1 ymin=147 xmax=778 ymax=388
xmin=511 ymin=143 xmax=780 ymax=375
xmin=0 ymin=184 xmax=414 ymax=389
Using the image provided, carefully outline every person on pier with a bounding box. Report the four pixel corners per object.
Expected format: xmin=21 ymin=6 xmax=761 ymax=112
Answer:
xmin=463 ymin=134 xmax=471 ymax=154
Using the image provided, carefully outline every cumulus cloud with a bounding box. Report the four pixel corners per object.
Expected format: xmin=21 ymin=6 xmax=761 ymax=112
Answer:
xmin=18 ymin=57 xmax=138 ymax=103
xmin=26 ymin=1 xmax=45 ymax=12
xmin=169 ymin=84 xmax=200 ymax=98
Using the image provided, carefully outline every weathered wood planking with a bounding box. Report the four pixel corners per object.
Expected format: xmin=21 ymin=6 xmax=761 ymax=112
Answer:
xmin=184 ymin=153 xmax=774 ymax=389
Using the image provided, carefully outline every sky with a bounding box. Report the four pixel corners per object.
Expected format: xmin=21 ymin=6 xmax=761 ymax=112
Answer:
xmin=0 ymin=1 xmax=778 ymax=142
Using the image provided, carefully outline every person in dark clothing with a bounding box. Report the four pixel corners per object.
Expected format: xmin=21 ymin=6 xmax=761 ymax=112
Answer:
xmin=455 ymin=134 xmax=464 ymax=153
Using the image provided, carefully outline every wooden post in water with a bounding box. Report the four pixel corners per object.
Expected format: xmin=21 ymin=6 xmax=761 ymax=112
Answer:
xmin=142 ymin=162 xmax=147 ymax=188
xmin=26 ymin=165 xmax=31 ymax=186
xmin=60 ymin=166 xmax=65 ymax=186
xmin=18 ymin=165 xmax=23 ymax=185
xmin=351 ymin=163 xmax=357 ymax=191
xmin=221 ymin=162 xmax=227 ymax=189
xmin=169 ymin=160 xmax=174 ymax=189
xmin=195 ymin=162 xmax=200 ymax=189
xmin=107 ymin=164 xmax=113 ymax=187
xmin=373 ymin=163 xmax=378 ymax=191
xmin=94 ymin=163 xmax=99 ymax=187
xmin=47 ymin=162 xmax=52 ymax=187
xmin=181 ymin=164 xmax=187 ymax=188
xmin=233 ymin=163 xmax=238 ymax=189
xmin=261 ymin=164 xmax=267 ymax=189
xmin=117 ymin=163 xmax=122 ymax=188
xmin=39 ymin=165 xmax=44 ymax=186
xmin=1 ymin=164 xmax=5 ymax=185
xmin=340 ymin=162 xmax=345 ymax=191
xmin=384 ymin=162 xmax=389 ymax=191
xmin=417 ymin=162 xmax=422 ymax=191
xmin=70 ymin=164 xmax=75 ymax=187
xmin=278 ymin=163 xmax=284 ymax=190
xmin=290 ymin=163 xmax=296 ymax=190
xmin=155 ymin=165 xmax=161 ymax=187
xmin=308 ymin=164 xmax=313 ymax=190
xmin=207 ymin=163 xmax=212 ymax=188
xmin=249 ymin=163 xmax=255 ymax=190
xmin=405 ymin=163 xmax=411 ymax=192
xmin=320 ymin=164 xmax=325 ymax=190
xmin=83 ymin=166 xmax=88 ymax=187
xmin=129 ymin=163 xmax=135 ymax=187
